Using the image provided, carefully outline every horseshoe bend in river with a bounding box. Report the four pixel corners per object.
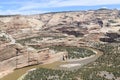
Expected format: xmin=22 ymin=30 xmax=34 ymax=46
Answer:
xmin=1 ymin=47 xmax=103 ymax=80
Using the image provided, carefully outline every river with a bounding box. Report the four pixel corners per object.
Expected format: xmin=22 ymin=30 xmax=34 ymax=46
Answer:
xmin=1 ymin=47 xmax=102 ymax=80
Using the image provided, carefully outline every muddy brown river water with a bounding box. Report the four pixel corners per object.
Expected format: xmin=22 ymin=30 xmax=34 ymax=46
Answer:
xmin=1 ymin=47 xmax=102 ymax=80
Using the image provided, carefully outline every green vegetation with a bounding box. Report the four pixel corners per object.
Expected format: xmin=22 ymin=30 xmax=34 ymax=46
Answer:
xmin=74 ymin=43 xmax=120 ymax=80
xmin=22 ymin=43 xmax=120 ymax=80
xmin=49 ymin=46 xmax=95 ymax=58
xmin=23 ymin=68 xmax=76 ymax=80
xmin=28 ymin=46 xmax=95 ymax=58
xmin=17 ymin=36 xmax=66 ymax=45
xmin=73 ymin=44 xmax=118 ymax=79
xmin=16 ymin=36 xmax=43 ymax=45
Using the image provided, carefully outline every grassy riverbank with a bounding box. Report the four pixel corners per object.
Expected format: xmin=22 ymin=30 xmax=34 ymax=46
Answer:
xmin=17 ymin=47 xmax=101 ymax=80
xmin=1 ymin=46 xmax=98 ymax=80
xmin=19 ymin=43 xmax=120 ymax=80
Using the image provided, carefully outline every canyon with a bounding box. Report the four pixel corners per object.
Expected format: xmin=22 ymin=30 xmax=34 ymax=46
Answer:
xmin=0 ymin=9 xmax=120 ymax=80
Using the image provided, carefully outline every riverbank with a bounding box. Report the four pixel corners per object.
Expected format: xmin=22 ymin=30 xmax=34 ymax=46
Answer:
xmin=1 ymin=47 xmax=102 ymax=80
xmin=59 ymin=47 xmax=102 ymax=69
